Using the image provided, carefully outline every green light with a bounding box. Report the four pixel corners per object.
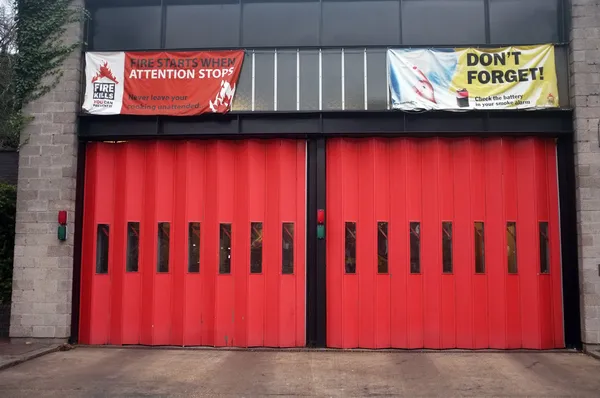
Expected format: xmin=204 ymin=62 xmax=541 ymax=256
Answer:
xmin=58 ymin=225 xmax=67 ymax=241
xmin=317 ymin=225 xmax=325 ymax=240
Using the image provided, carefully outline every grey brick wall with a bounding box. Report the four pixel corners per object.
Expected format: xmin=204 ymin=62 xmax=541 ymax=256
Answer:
xmin=570 ymin=0 xmax=600 ymax=347
xmin=9 ymin=4 xmax=83 ymax=340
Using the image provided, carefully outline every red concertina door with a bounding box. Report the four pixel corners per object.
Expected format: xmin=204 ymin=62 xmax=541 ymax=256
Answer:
xmin=79 ymin=140 xmax=306 ymax=347
xmin=326 ymin=137 xmax=563 ymax=349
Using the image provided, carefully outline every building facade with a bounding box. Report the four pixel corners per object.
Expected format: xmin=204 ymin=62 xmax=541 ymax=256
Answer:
xmin=8 ymin=0 xmax=599 ymax=351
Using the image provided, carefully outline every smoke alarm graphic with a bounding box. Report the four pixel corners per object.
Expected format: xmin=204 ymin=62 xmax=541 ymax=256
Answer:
xmin=92 ymin=61 xmax=119 ymax=101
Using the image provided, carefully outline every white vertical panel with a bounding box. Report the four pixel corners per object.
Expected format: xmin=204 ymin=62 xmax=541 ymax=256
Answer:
xmin=274 ymin=50 xmax=278 ymax=111
xmin=296 ymin=49 xmax=300 ymax=111
xmin=341 ymin=48 xmax=345 ymax=111
xmin=319 ymin=49 xmax=323 ymax=111
xmin=364 ymin=49 xmax=368 ymax=110
xmin=251 ymin=51 xmax=256 ymax=111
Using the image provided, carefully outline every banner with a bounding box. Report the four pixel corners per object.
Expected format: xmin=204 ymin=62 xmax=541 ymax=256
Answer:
xmin=83 ymin=51 xmax=245 ymax=116
xmin=388 ymin=45 xmax=558 ymax=111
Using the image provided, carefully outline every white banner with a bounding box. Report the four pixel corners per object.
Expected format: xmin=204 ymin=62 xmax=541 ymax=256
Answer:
xmin=82 ymin=52 xmax=126 ymax=115
xmin=388 ymin=45 xmax=559 ymax=111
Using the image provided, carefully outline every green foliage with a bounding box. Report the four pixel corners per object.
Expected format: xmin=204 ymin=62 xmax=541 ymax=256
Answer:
xmin=0 ymin=0 xmax=84 ymax=149
xmin=0 ymin=183 xmax=16 ymax=304
xmin=14 ymin=0 xmax=83 ymax=107
xmin=0 ymin=6 xmax=19 ymax=149
xmin=0 ymin=111 xmax=27 ymax=150
xmin=0 ymin=1 xmax=84 ymax=302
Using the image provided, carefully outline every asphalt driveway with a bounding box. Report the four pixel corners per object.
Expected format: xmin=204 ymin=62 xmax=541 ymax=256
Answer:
xmin=0 ymin=348 xmax=599 ymax=397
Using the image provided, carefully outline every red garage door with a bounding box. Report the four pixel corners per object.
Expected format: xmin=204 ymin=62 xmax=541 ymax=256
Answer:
xmin=326 ymin=137 xmax=564 ymax=349
xmin=79 ymin=140 xmax=306 ymax=347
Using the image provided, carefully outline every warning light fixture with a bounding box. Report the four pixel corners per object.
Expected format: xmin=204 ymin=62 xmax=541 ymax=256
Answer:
xmin=58 ymin=211 xmax=67 ymax=241
xmin=317 ymin=209 xmax=325 ymax=224
xmin=317 ymin=209 xmax=325 ymax=240
xmin=317 ymin=225 xmax=325 ymax=240
xmin=58 ymin=210 xmax=67 ymax=225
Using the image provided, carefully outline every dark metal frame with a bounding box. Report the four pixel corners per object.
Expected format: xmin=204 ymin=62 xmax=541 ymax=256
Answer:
xmin=79 ymin=110 xmax=574 ymax=140
xmin=306 ymin=138 xmax=327 ymax=347
xmin=72 ymin=111 xmax=581 ymax=349
xmin=85 ymin=0 xmax=568 ymax=51
xmin=72 ymin=0 xmax=578 ymax=349
xmin=70 ymin=142 xmax=87 ymax=344
xmin=557 ymin=135 xmax=582 ymax=350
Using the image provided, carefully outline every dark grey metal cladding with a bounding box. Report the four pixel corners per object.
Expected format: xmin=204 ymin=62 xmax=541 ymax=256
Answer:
xmin=87 ymin=0 xmax=566 ymax=50
xmin=79 ymin=110 xmax=574 ymax=139
xmin=85 ymin=1 xmax=570 ymax=113
xmin=401 ymin=0 xmax=486 ymax=45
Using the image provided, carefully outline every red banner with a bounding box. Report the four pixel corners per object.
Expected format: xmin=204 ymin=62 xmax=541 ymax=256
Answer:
xmin=83 ymin=51 xmax=245 ymax=116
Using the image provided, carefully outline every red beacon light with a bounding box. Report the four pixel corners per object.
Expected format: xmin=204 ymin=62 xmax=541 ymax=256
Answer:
xmin=317 ymin=209 xmax=325 ymax=240
xmin=58 ymin=210 xmax=67 ymax=225
xmin=317 ymin=209 xmax=325 ymax=224
xmin=58 ymin=211 xmax=67 ymax=241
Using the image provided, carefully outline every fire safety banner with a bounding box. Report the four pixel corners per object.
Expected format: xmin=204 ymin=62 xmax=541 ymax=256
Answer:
xmin=82 ymin=51 xmax=245 ymax=116
xmin=387 ymin=45 xmax=559 ymax=111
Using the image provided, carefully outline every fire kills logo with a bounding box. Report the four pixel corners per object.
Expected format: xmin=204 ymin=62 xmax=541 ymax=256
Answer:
xmin=92 ymin=61 xmax=119 ymax=102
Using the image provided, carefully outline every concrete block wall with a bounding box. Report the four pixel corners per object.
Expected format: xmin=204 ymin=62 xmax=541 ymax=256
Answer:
xmin=570 ymin=0 xmax=600 ymax=347
xmin=9 ymin=3 xmax=83 ymax=340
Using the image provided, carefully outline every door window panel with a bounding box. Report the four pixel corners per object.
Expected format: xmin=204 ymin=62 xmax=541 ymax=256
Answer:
xmin=250 ymin=222 xmax=263 ymax=274
xmin=474 ymin=222 xmax=485 ymax=274
xmin=442 ymin=222 xmax=453 ymax=274
xmin=157 ymin=222 xmax=170 ymax=273
xmin=345 ymin=222 xmax=357 ymax=274
xmin=539 ymin=222 xmax=550 ymax=274
xmin=410 ymin=222 xmax=420 ymax=273
xmin=126 ymin=222 xmax=139 ymax=273
xmin=96 ymin=224 xmax=110 ymax=274
xmin=282 ymin=223 xmax=295 ymax=274
xmin=188 ymin=222 xmax=200 ymax=273
xmin=507 ymin=222 xmax=518 ymax=274
xmin=377 ymin=222 xmax=389 ymax=274
xmin=220 ymin=223 xmax=232 ymax=274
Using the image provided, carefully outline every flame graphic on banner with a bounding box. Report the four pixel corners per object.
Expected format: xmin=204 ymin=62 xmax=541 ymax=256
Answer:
xmin=209 ymin=80 xmax=236 ymax=113
xmin=92 ymin=62 xmax=119 ymax=84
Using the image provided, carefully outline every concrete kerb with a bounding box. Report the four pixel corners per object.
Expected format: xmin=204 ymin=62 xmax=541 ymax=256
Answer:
xmin=0 ymin=344 xmax=64 ymax=371
xmin=1 ymin=343 xmax=591 ymax=370
xmin=584 ymin=346 xmax=600 ymax=361
xmin=75 ymin=344 xmax=580 ymax=354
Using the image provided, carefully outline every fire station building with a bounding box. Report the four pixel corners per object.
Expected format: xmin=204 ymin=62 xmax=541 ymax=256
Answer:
xmin=8 ymin=0 xmax=600 ymax=352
